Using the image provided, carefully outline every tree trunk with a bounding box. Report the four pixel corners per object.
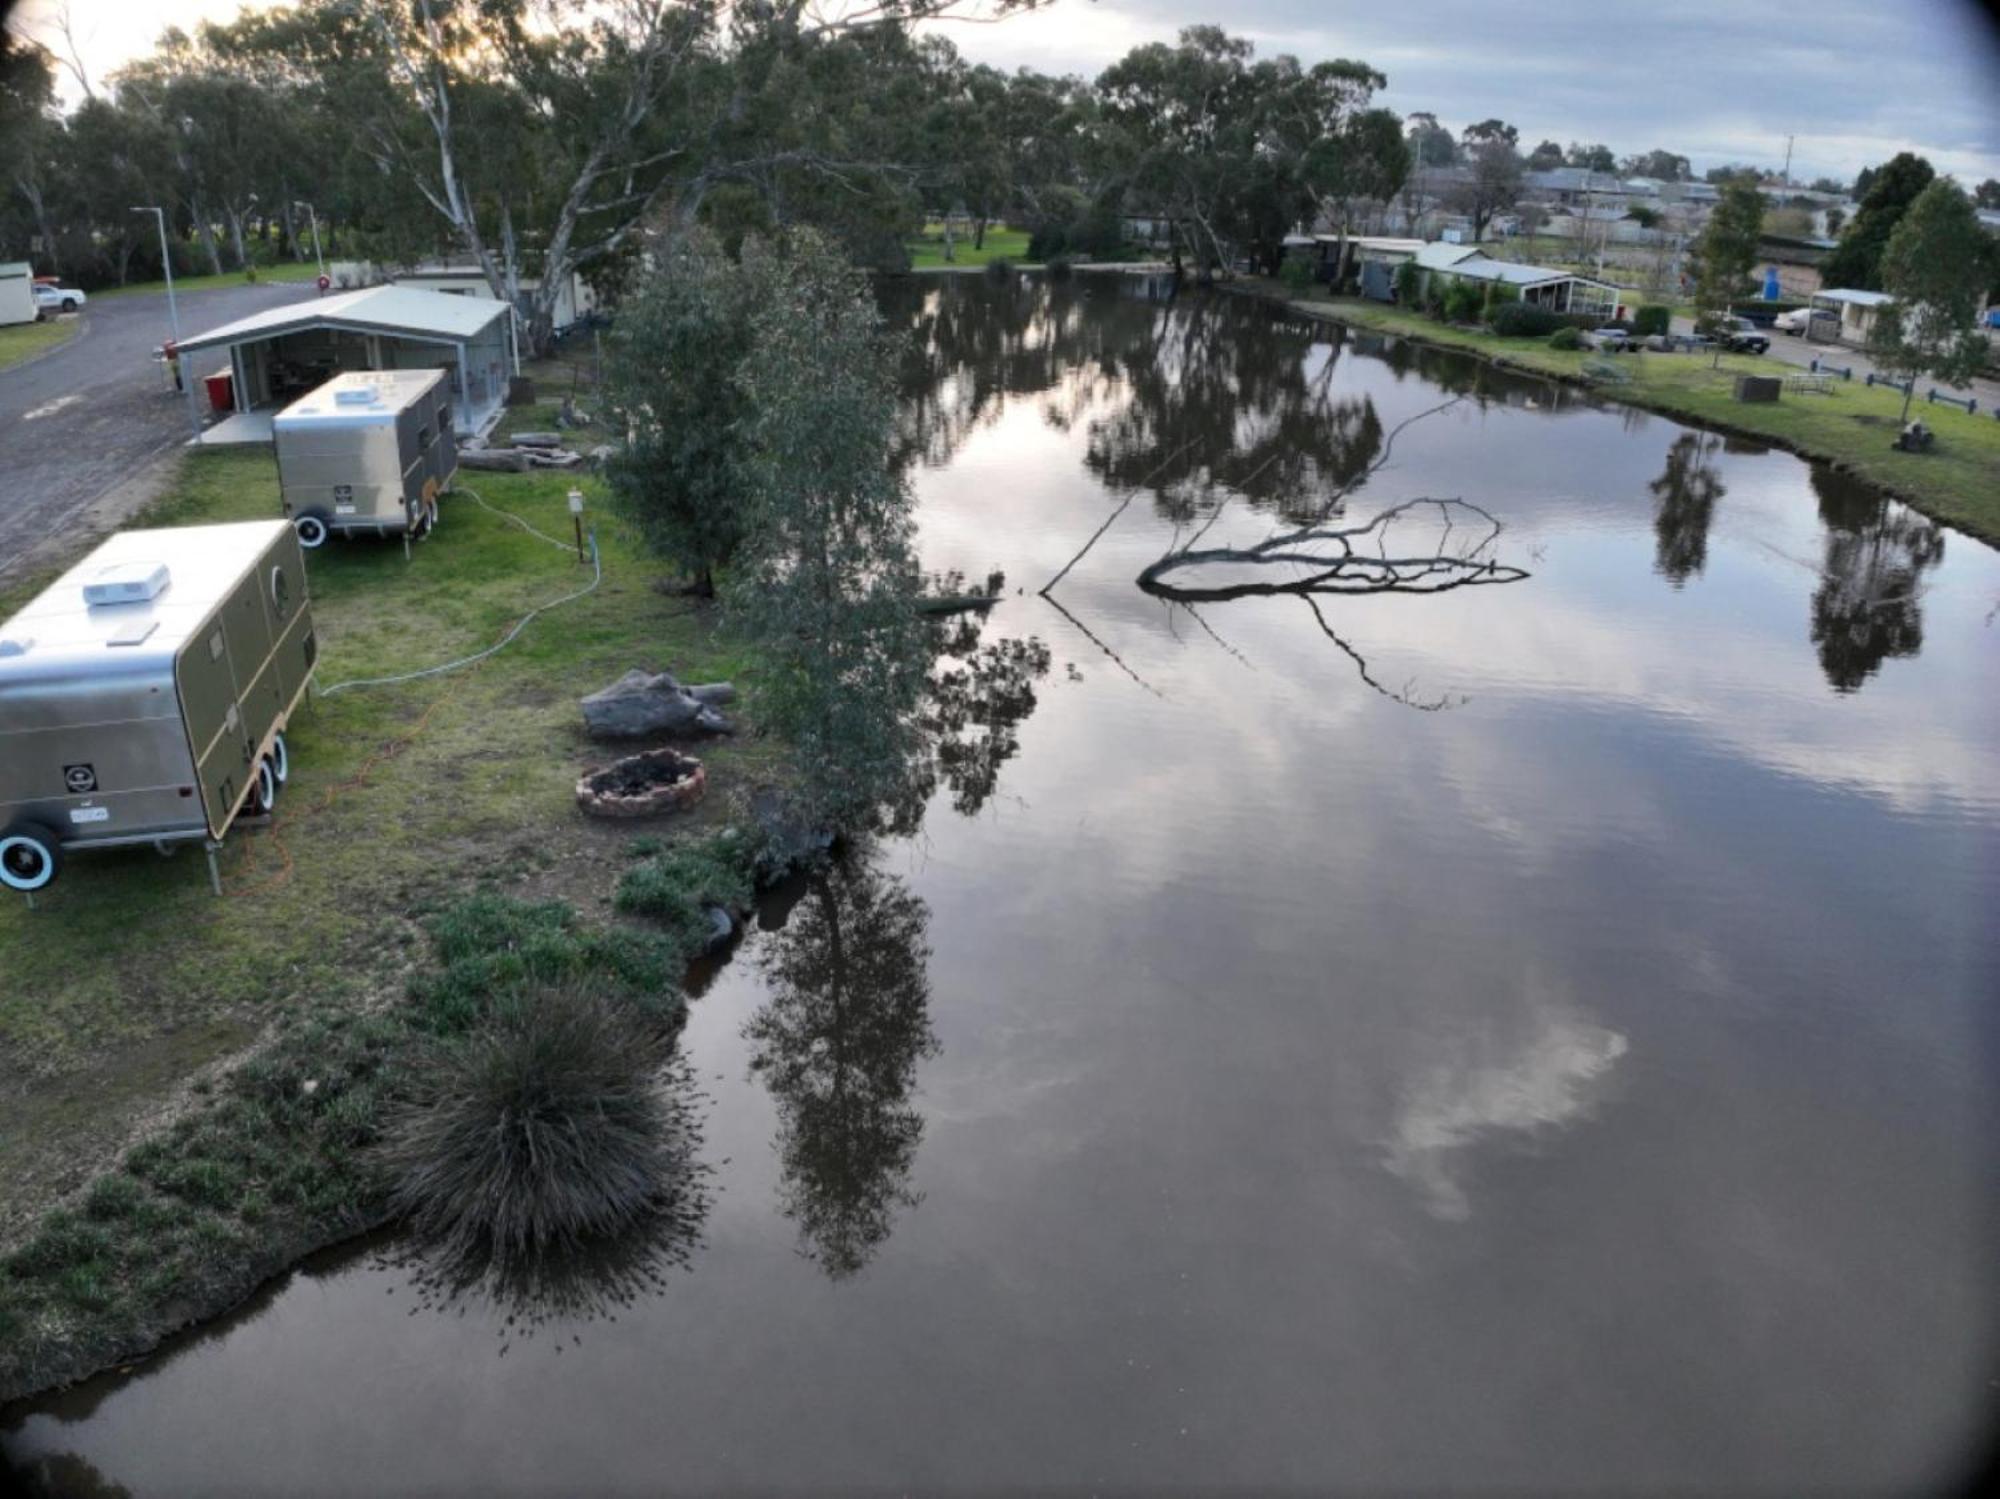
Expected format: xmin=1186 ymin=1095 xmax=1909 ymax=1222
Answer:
xmin=227 ymin=209 xmax=248 ymax=270
xmin=973 ymin=217 xmax=987 ymax=251
xmin=193 ymin=206 xmax=225 ymax=276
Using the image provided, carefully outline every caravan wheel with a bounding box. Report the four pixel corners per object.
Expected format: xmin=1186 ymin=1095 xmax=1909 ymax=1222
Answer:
xmin=295 ymin=512 xmax=331 ymax=549
xmin=0 ymin=822 xmax=62 ymax=893
xmin=270 ymin=732 xmax=290 ymax=785
xmin=248 ymin=758 xmax=278 ymax=818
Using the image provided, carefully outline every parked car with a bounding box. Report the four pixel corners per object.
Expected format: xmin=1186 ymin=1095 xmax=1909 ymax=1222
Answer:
xmin=32 ymin=284 xmax=85 ymax=314
xmin=1582 ymin=327 xmax=1639 ymax=352
xmin=1712 ymin=317 xmax=1769 ymax=354
xmin=1773 ymin=307 xmax=1813 ymax=334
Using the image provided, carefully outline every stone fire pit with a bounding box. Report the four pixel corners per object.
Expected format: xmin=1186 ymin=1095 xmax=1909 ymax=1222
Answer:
xmin=575 ymin=748 xmax=707 ymax=819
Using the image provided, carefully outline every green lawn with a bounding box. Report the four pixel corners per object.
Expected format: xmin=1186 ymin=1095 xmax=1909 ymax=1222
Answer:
xmin=91 ymin=260 xmax=326 ymax=301
xmin=0 ymin=318 xmax=78 ymax=370
xmin=1261 ymin=283 xmax=2000 ymax=544
xmin=0 ymin=430 xmax=783 ymax=1246
xmin=905 ymin=224 xmax=1035 ymax=269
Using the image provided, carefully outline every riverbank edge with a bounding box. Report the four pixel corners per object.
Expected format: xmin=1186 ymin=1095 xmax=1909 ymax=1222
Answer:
xmin=1225 ymin=280 xmax=2000 ymax=549
xmin=0 ymin=835 xmax=792 ymax=1407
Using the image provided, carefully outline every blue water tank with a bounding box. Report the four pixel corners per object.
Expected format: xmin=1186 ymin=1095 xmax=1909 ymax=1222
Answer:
xmin=1762 ymin=267 xmax=1781 ymax=300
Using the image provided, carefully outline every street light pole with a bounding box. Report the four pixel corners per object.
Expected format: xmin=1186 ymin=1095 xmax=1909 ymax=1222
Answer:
xmin=295 ymin=200 xmax=325 ymax=280
xmin=131 ymin=205 xmax=181 ymax=347
xmin=135 ymin=205 xmax=200 ymax=441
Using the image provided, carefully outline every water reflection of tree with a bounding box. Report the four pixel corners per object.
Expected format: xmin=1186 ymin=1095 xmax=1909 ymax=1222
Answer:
xmin=1 ymin=1452 xmax=133 ymax=1498
xmin=746 ymin=856 xmax=938 ymax=1280
xmin=876 ymin=593 xmax=1052 ymax=836
xmin=1648 ymin=432 xmax=1725 ymax=587
xmin=1809 ymin=468 xmax=1944 ymax=693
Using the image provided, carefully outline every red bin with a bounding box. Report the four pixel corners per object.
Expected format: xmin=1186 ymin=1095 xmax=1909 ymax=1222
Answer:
xmin=203 ymin=370 xmax=235 ymax=414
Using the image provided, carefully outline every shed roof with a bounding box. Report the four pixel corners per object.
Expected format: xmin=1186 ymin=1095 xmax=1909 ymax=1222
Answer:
xmin=1317 ymin=235 xmax=1426 ymax=254
xmin=1813 ymin=288 xmax=1894 ymax=307
xmin=1413 ymin=242 xmax=1488 ymax=270
xmin=176 ymin=285 xmax=508 ymax=355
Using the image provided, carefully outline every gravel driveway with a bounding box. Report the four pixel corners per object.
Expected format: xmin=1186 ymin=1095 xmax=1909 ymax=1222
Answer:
xmin=0 ymin=281 xmax=318 ymax=589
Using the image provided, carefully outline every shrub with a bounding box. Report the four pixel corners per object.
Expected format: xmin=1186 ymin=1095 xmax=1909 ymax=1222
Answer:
xmin=615 ymin=832 xmax=756 ymax=959
xmin=1278 ymin=256 xmax=1315 ymax=293
xmin=1442 ymin=280 xmax=1484 ymax=323
xmin=1394 ymin=260 xmax=1420 ymax=306
xmin=376 ymin=984 xmax=683 ymax=1274
xmin=1489 ymin=302 xmax=1567 ymax=337
xmin=983 ymin=257 xmax=1015 ymax=282
xmin=1633 ymin=303 xmax=1672 ymax=337
xmin=1548 ymin=326 xmax=1583 ymax=350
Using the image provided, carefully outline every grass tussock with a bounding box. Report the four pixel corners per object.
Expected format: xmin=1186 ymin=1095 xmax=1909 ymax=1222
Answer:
xmin=378 ymin=984 xmax=685 ymax=1274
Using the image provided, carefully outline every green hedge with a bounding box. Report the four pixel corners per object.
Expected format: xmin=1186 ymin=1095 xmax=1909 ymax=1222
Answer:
xmin=1633 ymin=304 xmax=1672 ymax=337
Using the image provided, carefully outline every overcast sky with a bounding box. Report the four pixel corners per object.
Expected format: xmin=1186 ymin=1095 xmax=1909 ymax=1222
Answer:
xmin=14 ymin=0 xmax=2000 ymax=184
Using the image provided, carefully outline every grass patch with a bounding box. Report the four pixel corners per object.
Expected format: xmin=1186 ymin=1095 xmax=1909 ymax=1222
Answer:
xmin=614 ymin=830 xmax=758 ymax=956
xmin=1260 ymin=282 xmax=2000 ymax=543
xmin=90 ymin=261 xmax=325 ymax=301
xmin=0 ymin=318 xmax=77 ymax=370
xmin=905 ymin=225 xmax=1034 ymax=270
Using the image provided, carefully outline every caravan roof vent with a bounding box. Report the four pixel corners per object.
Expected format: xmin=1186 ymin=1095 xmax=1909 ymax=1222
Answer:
xmin=0 ymin=636 xmax=32 ymax=658
xmin=334 ymin=386 xmax=381 ymax=406
xmin=83 ymin=561 xmax=171 ymax=607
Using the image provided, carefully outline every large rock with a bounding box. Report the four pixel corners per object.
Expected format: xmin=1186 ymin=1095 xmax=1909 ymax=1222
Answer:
xmin=581 ymin=669 xmax=735 ymax=739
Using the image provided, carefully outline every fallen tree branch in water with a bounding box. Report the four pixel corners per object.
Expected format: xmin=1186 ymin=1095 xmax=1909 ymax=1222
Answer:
xmin=1137 ymin=496 xmax=1527 ymax=599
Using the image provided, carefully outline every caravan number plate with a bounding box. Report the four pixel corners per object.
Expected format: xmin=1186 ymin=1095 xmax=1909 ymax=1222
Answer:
xmin=69 ymin=806 xmax=110 ymax=824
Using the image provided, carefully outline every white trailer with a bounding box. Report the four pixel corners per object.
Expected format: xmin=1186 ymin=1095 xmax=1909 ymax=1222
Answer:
xmin=0 ymin=262 xmax=37 ymax=327
xmin=0 ymin=521 xmax=316 ymax=894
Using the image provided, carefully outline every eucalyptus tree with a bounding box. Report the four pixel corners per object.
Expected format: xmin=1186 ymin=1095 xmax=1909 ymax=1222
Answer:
xmin=602 ymin=228 xmax=767 ymax=597
xmin=1096 ymin=26 xmax=1259 ymax=274
xmin=730 ymin=231 xmax=931 ymax=830
xmin=1866 ymin=179 xmax=1994 ymax=423
xmin=0 ymin=44 xmax=65 ymax=273
xmin=286 ymin=0 xmax=1038 ymax=352
xmin=1447 ymin=134 xmax=1524 ymax=242
xmin=1692 ymin=179 xmax=1763 ymax=364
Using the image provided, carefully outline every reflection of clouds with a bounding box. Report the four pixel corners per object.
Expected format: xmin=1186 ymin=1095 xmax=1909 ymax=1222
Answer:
xmin=1384 ymin=1005 xmax=1628 ymax=1221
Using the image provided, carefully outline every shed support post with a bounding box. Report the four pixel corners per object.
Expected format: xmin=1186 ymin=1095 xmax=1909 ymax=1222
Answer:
xmin=204 ymin=842 xmax=222 ymax=897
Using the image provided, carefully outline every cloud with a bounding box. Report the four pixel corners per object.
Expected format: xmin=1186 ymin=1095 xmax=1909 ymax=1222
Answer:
xmin=950 ymin=0 xmax=2000 ymax=183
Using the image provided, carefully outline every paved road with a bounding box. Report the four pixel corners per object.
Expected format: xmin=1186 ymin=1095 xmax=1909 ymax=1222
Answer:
xmin=1669 ymin=315 xmax=2000 ymax=412
xmin=0 ymin=281 xmax=317 ymax=588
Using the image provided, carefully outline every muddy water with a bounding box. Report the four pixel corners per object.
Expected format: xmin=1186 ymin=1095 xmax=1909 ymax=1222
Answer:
xmin=6 ymin=278 xmax=1997 ymax=1496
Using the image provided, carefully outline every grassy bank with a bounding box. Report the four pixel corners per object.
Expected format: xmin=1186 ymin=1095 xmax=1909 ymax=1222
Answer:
xmin=1250 ymin=282 xmax=2000 ymax=544
xmin=905 ymin=225 xmax=1034 ymax=269
xmin=0 ymin=873 xmax=758 ymax=1402
xmin=0 ymin=319 xmax=78 ymax=371
xmin=0 ymin=409 xmax=792 ymax=1395
xmin=91 ymin=261 xmax=325 ymax=301
xmin=0 ymin=433 xmax=779 ymax=1396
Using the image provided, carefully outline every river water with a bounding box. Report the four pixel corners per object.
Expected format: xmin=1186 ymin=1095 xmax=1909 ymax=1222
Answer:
xmin=5 ymin=276 xmax=1997 ymax=1496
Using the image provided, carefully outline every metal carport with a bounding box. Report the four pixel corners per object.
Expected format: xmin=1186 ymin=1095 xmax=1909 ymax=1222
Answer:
xmin=172 ymin=285 xmax=518 ymax=445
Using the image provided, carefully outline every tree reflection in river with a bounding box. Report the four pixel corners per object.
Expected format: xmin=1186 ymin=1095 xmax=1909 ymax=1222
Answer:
xmin=1648 ymin=432 xmax=1725 ymax=587
xmin=879 ymin=601 xmax=1053 ymax=836
xmin=1808 ymin=467 xmax=1944 ymax=693
xmin=746 ymin=856 xmax=938 ymax=1280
